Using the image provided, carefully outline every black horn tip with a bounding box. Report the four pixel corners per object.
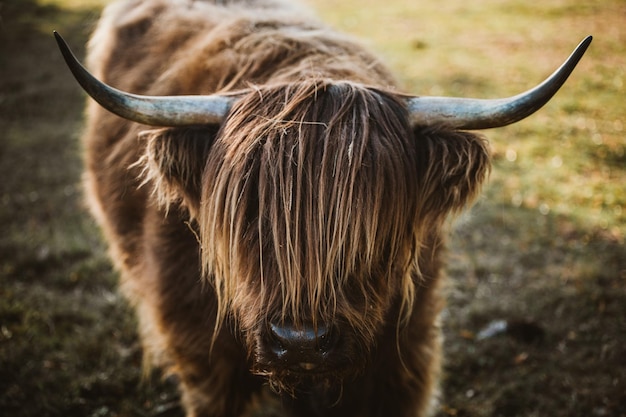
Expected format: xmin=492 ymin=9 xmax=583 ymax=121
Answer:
xmin=53 ymin=30 xmax=80 ymax=75
xmin=53 ymin=30 xmax=65 ymax=49
xmin=576 ymin=35 xmax=593 ymax=58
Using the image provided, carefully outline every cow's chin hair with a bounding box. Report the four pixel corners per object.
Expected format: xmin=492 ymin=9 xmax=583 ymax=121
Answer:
xmin=252 ymin=364 xmax=354 ymax=401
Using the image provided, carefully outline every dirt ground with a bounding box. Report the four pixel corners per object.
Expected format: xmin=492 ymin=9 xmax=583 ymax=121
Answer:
xmin=1 ymin=0 xmax=624 ymax=416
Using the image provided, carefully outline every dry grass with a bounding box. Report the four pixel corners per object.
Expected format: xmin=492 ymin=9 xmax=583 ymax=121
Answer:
xmin=1 ymin=0 xmax=624 ymax=416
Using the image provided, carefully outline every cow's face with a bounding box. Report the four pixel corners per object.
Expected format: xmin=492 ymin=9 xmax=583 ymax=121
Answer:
xmin=141 ymin=80 xmax=490 ymax=391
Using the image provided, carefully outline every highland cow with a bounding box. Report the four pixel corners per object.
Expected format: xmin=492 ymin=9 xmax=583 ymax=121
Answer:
xmin=55 ymin=0 xmax=591 ymax=416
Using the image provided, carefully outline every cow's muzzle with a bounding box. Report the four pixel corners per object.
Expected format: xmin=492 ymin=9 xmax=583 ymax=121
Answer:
xmin=260 ymin=321 xmax=340 ymax=374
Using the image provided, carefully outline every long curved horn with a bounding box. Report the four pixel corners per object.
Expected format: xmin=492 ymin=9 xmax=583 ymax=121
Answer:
xmin=407 ymin=36 xmax=592 ymax=130
xmin=54 ymin=31 xmax=235 ymax=126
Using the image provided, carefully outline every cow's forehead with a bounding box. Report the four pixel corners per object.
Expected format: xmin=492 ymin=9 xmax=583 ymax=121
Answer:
xmin=221 ymin=80 xmax=410 ymax=140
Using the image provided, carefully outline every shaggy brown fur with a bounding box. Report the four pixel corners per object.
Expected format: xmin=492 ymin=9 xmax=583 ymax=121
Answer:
xmin=82 ymin=1 xmax=491 ymax=416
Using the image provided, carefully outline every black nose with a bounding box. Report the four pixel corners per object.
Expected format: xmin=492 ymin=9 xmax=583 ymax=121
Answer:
xmin=266 ymin=321 xmax=337 ymax=371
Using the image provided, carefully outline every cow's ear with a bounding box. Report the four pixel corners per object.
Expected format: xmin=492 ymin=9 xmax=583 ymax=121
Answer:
xmin=413 ymin=126 xmax=491 ymax=222
xmin=139 ymin=125 xmax=220 ymax=217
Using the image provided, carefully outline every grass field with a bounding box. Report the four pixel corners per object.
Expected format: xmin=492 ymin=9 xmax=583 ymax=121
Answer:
xmin=0 ymin=0 xmax=624 ymax=416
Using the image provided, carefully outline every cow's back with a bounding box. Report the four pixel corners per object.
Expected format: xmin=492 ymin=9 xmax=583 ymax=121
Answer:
xmin=86 ymin=0 xmax=396 ymax=97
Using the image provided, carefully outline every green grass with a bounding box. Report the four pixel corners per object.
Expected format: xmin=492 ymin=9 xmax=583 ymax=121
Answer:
xmin=1 ymin=0 xmax=624 ymax=416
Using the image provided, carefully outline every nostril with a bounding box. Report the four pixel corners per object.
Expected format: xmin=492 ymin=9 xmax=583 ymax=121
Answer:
xmin=267 ymin=321 xmax=336 ymax=357
xmin=317 ymin=327 xmax=338 ymax=353
xmin=264 ymin=326 xmax=285 ymax=356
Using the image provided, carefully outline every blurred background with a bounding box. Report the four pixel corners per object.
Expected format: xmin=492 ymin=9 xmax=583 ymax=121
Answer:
xmin=1 ymin=0 xmax=624 ymax=416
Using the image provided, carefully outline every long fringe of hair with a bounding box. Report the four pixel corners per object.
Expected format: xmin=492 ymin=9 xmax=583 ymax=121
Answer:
xmin=200 ymin=80 xmax=424 ymax=335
